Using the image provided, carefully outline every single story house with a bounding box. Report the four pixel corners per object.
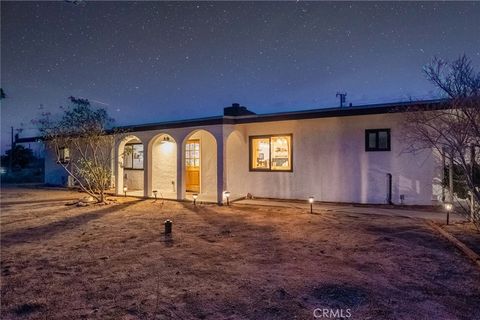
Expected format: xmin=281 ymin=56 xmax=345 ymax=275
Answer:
xmin=24 ymin=99 xmax=446 ymax=205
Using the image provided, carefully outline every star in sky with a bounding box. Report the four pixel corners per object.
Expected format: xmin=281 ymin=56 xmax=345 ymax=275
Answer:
xmin=1 ymin=1 xmax=479 ymax=152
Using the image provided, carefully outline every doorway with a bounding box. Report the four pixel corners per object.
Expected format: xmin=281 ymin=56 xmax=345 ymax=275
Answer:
xmin=185 ymin=139 xmax=200 ymax=192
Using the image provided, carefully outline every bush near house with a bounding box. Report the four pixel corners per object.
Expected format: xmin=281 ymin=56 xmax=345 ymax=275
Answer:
xmin=0 ymin=145 xmax=44 ymax=183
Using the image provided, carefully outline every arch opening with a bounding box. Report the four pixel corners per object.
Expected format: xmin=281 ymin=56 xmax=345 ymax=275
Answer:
xmin=226 ymin=130 xmax=249 ymax=200
xmin=182 ymin=129 xmax=217 ymax=203
xmin=117 ymin=135 xmax=144 ymax=197
xmin=150 ymin=133 xmax=178 ymax=199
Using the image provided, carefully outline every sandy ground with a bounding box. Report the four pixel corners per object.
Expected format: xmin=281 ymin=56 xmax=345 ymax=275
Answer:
xmin=444 ymin=222 xmax=480 ymax=256
xmin=1 ymin=187 xmax=480 ymax=320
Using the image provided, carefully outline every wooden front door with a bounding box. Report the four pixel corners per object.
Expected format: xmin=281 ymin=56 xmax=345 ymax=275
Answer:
xmin=185 ymin=140 xmax=200 ymax=192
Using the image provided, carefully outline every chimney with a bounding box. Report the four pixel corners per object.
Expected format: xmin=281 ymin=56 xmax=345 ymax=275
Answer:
xmin=224 ymin=103 xmax=256 ymax=116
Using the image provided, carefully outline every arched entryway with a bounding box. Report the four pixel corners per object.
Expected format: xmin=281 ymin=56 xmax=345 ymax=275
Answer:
xmin=149 ymin=133 xmax=177 ymax=200
xmin=116 ymin=135 xmax=144 ymax=197
xmin=226 ymin=130 xmax=249 ymax=200
xmin=182 ymin=129 xmax=217 ymax=202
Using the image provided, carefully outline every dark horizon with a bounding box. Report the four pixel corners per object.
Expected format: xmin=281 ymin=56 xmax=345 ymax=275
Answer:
xmin=2 ymin=1 xmax=480 ymax=152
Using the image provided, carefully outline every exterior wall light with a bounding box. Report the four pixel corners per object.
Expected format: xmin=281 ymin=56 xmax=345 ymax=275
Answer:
xmin=161 ymin=136 xmax=171 ymax=144
xmin=224 ymin=191 xmax=231 ymax=206
xmin=308 ymin=196 xmax=314 ymax=214
xmin=153 ymin=190 xmax=158 ymax=200
xmin=444 ymin=202 xmax=453 ymax=225
xmin=193 ymin=193 xmax=198 ymax=206
xmin=123 ymin=186 xmax=128 ymax=197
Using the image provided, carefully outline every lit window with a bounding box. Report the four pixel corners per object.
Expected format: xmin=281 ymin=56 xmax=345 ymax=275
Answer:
xmin=58 ymin=147 xmax=70 ymax=164
xmin=365 ymin=129 xmax=390 ymax=152
xmin=185 ymin=140 xmax=200 ymax=167
xmin=123 ymin=143 xmax=144 ymax=169
xmin=250 ymin=135 xmax=292 ymax=171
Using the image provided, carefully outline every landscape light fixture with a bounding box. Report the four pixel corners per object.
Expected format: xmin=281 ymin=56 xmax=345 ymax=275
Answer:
xmin=308 ymin=196 xmax=314 ymax=214
xmin=224 ymin=191 xmax=231 ymax=206
xmin=444 ymin=202 xmax=453 ymax=225
xmin=153 ymin=190 xmax=158 ymax=200
xmin=164 ymin=219 xmax=172 ymax=235
xmin=123 ymin=186 xmax=128 ymax=197
xmin=193 ymin=193 xmax=198 ymax=206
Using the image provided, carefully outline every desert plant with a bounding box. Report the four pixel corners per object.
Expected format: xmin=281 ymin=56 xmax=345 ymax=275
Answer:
xmin=400 ymin=55 xmax=480 ymax=228
xmin=35 ymin=96 xmax=118 ymax=203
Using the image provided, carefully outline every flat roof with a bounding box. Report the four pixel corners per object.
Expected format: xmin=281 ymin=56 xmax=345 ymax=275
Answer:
xmin=16 ymin=99 xmax=446 ymax=143
xmin=118 ymin=98 xmax=446 ymax=132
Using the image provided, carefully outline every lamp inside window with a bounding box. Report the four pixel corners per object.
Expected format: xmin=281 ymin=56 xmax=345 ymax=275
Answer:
xmin=58 ymin=147 xmax=70 ymax=164
xmin=250 ymin=134 xmax=292 ymax=171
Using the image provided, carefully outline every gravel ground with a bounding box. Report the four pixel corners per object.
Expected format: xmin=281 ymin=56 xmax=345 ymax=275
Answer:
xmin=1 ymin=187 xmax=480 ymax=319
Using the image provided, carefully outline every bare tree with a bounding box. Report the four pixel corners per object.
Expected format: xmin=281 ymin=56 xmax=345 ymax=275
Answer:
xmin=35 ymin=97 xmax=118 ymax=203
xmin=401 ymin=55 xmax=480 ymax=227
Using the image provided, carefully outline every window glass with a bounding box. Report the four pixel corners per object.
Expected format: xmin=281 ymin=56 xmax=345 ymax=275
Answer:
xmin=58 ymin=147 xmax=70 ymax=163
xmin=368 ymin=132 xmax=377 ymax=149
xmin=250 ymin=135 xmax=292 ymax=171
xmin=271 ymin=136 xmax=291 ymax=171
xmin=132 ymin=144 xmax=144 ymax=169
xmin=365 ymin=129 xmax=390 ymax=152
xmin=185 ymin=141 xmax=200 ymax=167
xmin=378 ymin=131 xmax=388 ymax=149
xmin=124 ymin=145 xmax=133 ymax=168
xmin=251 ymin=138 xmax=271 ymax=170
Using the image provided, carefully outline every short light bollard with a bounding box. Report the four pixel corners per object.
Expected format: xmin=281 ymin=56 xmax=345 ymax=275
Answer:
xmin=224 ymin=191 xmax=231 ymax=206
xmin=444 ymin=202 xmax=452 ymax=225
xmin=164 ymin=219 xmax=172 ymax=235
xmin=308 ymin=196 xmax=314 ymax=214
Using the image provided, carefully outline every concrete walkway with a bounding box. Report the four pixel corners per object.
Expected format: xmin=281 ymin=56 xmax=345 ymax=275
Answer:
xmin=235 ymin=199 xmax=467 ymax=224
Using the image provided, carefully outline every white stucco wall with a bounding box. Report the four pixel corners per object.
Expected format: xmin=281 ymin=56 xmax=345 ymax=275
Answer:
xmin=42 ymin=113 xmax=438 ymax=205
xmin=124 ymin=169 xmax=143 ymax=190
xmin=151 ymin=137 xmax=177 ymax=197
xmin=226 ymin=113 xmax=437 ymax=205
xmin=44 ymin=142 xmax=114 ymax=188
xmin=44 ymin=147 xmax=69 ymax=186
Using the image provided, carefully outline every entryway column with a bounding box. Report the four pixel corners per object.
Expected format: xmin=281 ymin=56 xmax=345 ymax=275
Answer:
xmin=216 ymin=136 xmax=226 ymax=204
xmin=114 ymin=141 xmax=122 ymax=195
xmin=176 ymin=141 xmax=184 ymax=201
xmin=144 ymin=142 xmax=152 ymax=198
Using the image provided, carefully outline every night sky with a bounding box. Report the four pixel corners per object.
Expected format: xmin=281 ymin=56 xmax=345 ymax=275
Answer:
xmin=1 ymin=1 xmax=480 ymax=152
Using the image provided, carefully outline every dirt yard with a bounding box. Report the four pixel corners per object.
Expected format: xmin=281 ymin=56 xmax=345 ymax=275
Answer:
xmin=1 ymin=187 xmax=480 ymax=319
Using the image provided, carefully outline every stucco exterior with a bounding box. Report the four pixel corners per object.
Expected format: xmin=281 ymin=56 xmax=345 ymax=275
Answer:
xmin=42 ymin=103 xmax=442 ymax=206
xmin=226 ymin=114 xmax=437 ymax=205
